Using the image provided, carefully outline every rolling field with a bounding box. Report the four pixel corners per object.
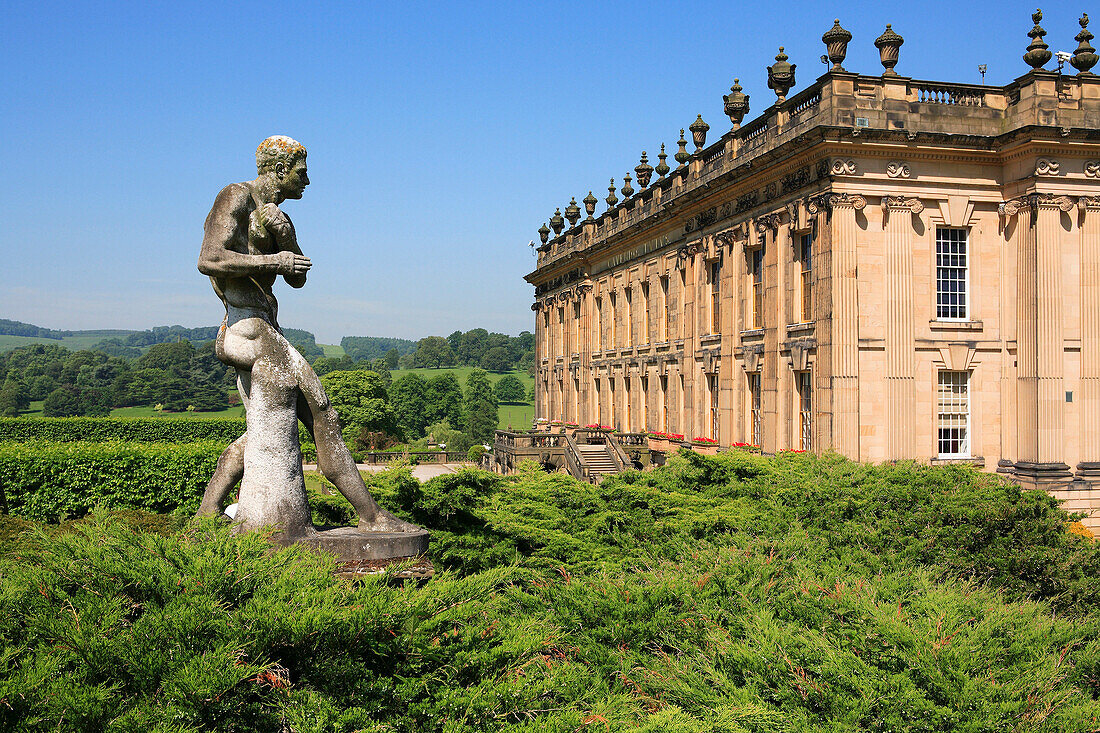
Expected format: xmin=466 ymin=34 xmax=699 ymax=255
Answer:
xmin=319 ymin=343 xmax=345 ymax=358
xmin=0 ymin=334 xmax=125 ymax=353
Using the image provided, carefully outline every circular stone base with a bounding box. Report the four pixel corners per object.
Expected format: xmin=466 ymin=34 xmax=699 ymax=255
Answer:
xmin=299 ymin=526 xmax=430 ymax=562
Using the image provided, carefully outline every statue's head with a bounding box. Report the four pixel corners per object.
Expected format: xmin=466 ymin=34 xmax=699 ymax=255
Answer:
xmin=255 ymin=135 xmax=308 ymax=200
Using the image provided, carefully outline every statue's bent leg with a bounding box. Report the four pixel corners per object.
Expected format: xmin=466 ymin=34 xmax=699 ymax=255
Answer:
xmin=197 ymin=435 xmax=246 ymax=516
xmin=288 ymin=350 xmax=418 ymax=532
xmin=196 ymin=372 xmax=250 ymax=517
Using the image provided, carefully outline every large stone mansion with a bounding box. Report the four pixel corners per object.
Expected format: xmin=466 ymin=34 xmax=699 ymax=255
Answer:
xmin=524 ymin=12 xmax=1100 ymax=520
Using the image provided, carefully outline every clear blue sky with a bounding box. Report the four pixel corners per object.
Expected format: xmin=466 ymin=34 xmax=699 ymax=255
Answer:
xmin=1 ymin=0 xmax=1083 ymax=343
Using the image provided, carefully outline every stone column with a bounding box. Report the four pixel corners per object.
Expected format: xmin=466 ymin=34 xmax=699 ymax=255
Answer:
xmin=828 ymin=194 xmax=865 ymax=460
xmin=1079 ymin=197 xmax=1100 ymax=479
xmin=1013 ymin=194 xmax=1074 ymax=483
xmin=882 ymin=197 xmax=922 ymax=459
xmin=758 ymin=215 xmax=781 ymax=454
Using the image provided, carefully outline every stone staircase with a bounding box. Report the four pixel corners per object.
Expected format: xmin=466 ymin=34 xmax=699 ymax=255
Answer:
xmin=577 ymin=443 xmax=621 ymax=479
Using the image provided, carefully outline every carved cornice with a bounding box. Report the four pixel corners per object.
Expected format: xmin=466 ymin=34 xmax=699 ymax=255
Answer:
xmin=531 ymin=302 xmax=542 ymax=312
xmin=1079 ymin=195 xmax=1100 ymax=210
xmin=881 ymin=195 xmax=925 ymax=220
xmin=556 ymin=289 xmax=573 ymax=304
xmin=575 ymin=282 xmax=593 ymax=296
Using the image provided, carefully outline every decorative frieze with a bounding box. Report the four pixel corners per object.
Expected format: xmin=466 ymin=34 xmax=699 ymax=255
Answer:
xmin=830 ymin=159 xmax=858 ymax=176
xmin=1035 ymin=158 xmax=1060 ymax=176
xmin=885 ymin=160 xmax=912 ymax=178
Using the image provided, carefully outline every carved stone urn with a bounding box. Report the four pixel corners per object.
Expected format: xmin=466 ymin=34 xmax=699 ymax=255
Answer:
xmin=822 ymin=19 xmax=852 ymax=71
xmin=564 ymin=197 xmax=581 ymax=227
xmin=605 ymin=179 xmax=618 ymax=208
xmin=583 ymin=191 xmax=598 ymax=219
xmin=655 ymin=144 xmax=670 ymax=178
xmin=550 ymin=207 xmax=565 ymax=235
xmin=767 ymin=47 xmax=796 ymax=103
xmin=1023 ymin=9 xmax=1051 ymax=69
xmin=621 ymin=173 xmax=635 ymax=199
xmin=875 ymin=25 xmax=904 ymax=75
xmin=723 ymin=79 xmax=750 ymax=129
xmin=538 ymin=222 xmax=550 ymax=244
xmin=674 ymin=129 xmax=690 ymax=167
xmin=635 ymin=152 xmax=653 ymax=188
xmin=1072 ymin=13 xmax=1098 ymax=74
xmin=689 ymin=114 xmax=710 ymax=150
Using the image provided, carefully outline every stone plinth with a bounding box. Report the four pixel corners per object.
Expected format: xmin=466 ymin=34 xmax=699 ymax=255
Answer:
xmin=301 ymin=525 xmax=430 ymax=561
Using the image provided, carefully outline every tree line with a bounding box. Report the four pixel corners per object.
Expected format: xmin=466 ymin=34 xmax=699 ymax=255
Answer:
xmin=0 ymin=342 xmax=233 ymax=417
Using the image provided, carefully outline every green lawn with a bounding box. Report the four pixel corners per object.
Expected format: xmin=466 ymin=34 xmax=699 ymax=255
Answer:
xmin=319 ymin=343 xmax=345 ymax=358
xmin=389 ymin=366 xmax=532 ymax=392
xmin=498 ymin=403 xmax=533 ymax=430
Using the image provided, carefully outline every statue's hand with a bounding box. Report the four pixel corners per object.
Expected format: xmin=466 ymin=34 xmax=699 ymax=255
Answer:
xmin=273 ymin=250 xmax=312 ymax=276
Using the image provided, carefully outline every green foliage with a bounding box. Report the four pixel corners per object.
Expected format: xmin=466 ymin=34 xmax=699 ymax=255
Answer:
xmin=320 ymin=369 xmax=400 ymax=444
xmin=467 ymin=444 xmax=487 ymax=463
xmin=340 ymin=335 xmax=417 ymax=362
xmin=464 ymin=368 xmax=498 ymax=444
xmin=389 ymin=372 xmax=429 ymax=439
xmin=4 ymin=454 xmax=1100 ymax=730
xmin=0 ymin=440 xmax=223 ymax=521
xmin=425 ymin=372 xmax=466 ymax=430
xmin=0 ymin=416 xmax=245 ymax=443
xmin=413 ymin=335 xmax=454 ymax=368
xmin=493 ymin=374 xmax=526 ymax=403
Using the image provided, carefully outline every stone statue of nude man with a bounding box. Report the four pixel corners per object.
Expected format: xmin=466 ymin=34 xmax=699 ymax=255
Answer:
xmin=196 ymin=135 xmax=417 ymax=541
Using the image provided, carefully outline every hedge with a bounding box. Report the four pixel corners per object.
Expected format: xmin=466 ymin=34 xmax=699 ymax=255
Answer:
xmin=0 ymin=440 xmax=224 ymax=521
xmin=0 ymin=417 xmax=246 ymax=444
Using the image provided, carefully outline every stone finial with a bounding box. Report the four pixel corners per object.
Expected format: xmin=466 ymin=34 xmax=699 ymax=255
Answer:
xmin=635 ymin=151 xmax=654 ymax=188
xmin=723 ymin=79 xmax=750 ymax=129
xmin=674 ymin=129 xmax=690 ymax=167
xmin=689 ymin=114 xmax=710 ymax=150
xmin=564 ymin=197 xmax=581 ymax=227
xmin=550 ymin=207 xmax=565 ymax=235
xmin=655 ymin=144 xmax=670 ymax=178
xmin=538 ymin=222 xmax=550 ymax=244
xmin=1024 ymin=9 xmax=1052 ymax=69
xmin=1072 ymin=13 xmax=1098 ymax=74
xmin=606 ymin=178 xmax=618 ymax=208
xmin=583 ymin=191 xmax=598 ymax=219
xmin=874 ymin=25 xmax=904 ymax=75
xmin=767 ymin=47 xmax=797 ymax=102
xmin=822 ymin=19 xmax=852 ymax=71
xmin=621 ymin=173 xmax=635 ymax=198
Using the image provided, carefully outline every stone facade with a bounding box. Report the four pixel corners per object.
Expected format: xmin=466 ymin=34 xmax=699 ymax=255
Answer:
xmin=526 ymin=48 xmax=1100 ymax=526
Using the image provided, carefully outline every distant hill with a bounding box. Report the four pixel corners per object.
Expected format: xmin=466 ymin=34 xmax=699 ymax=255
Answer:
xmin=0 ymin=319 xmax=70 ymax=340
xmin=0 ymin=319 xmax=322 ymax=356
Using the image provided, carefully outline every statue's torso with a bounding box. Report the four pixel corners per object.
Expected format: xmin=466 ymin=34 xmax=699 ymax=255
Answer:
xmin=210 ymin=183 xmax=281 ymax=328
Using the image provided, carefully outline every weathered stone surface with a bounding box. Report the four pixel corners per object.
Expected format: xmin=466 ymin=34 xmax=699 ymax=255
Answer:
xmin=196 ymin=136 xmax=427 ymax=553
